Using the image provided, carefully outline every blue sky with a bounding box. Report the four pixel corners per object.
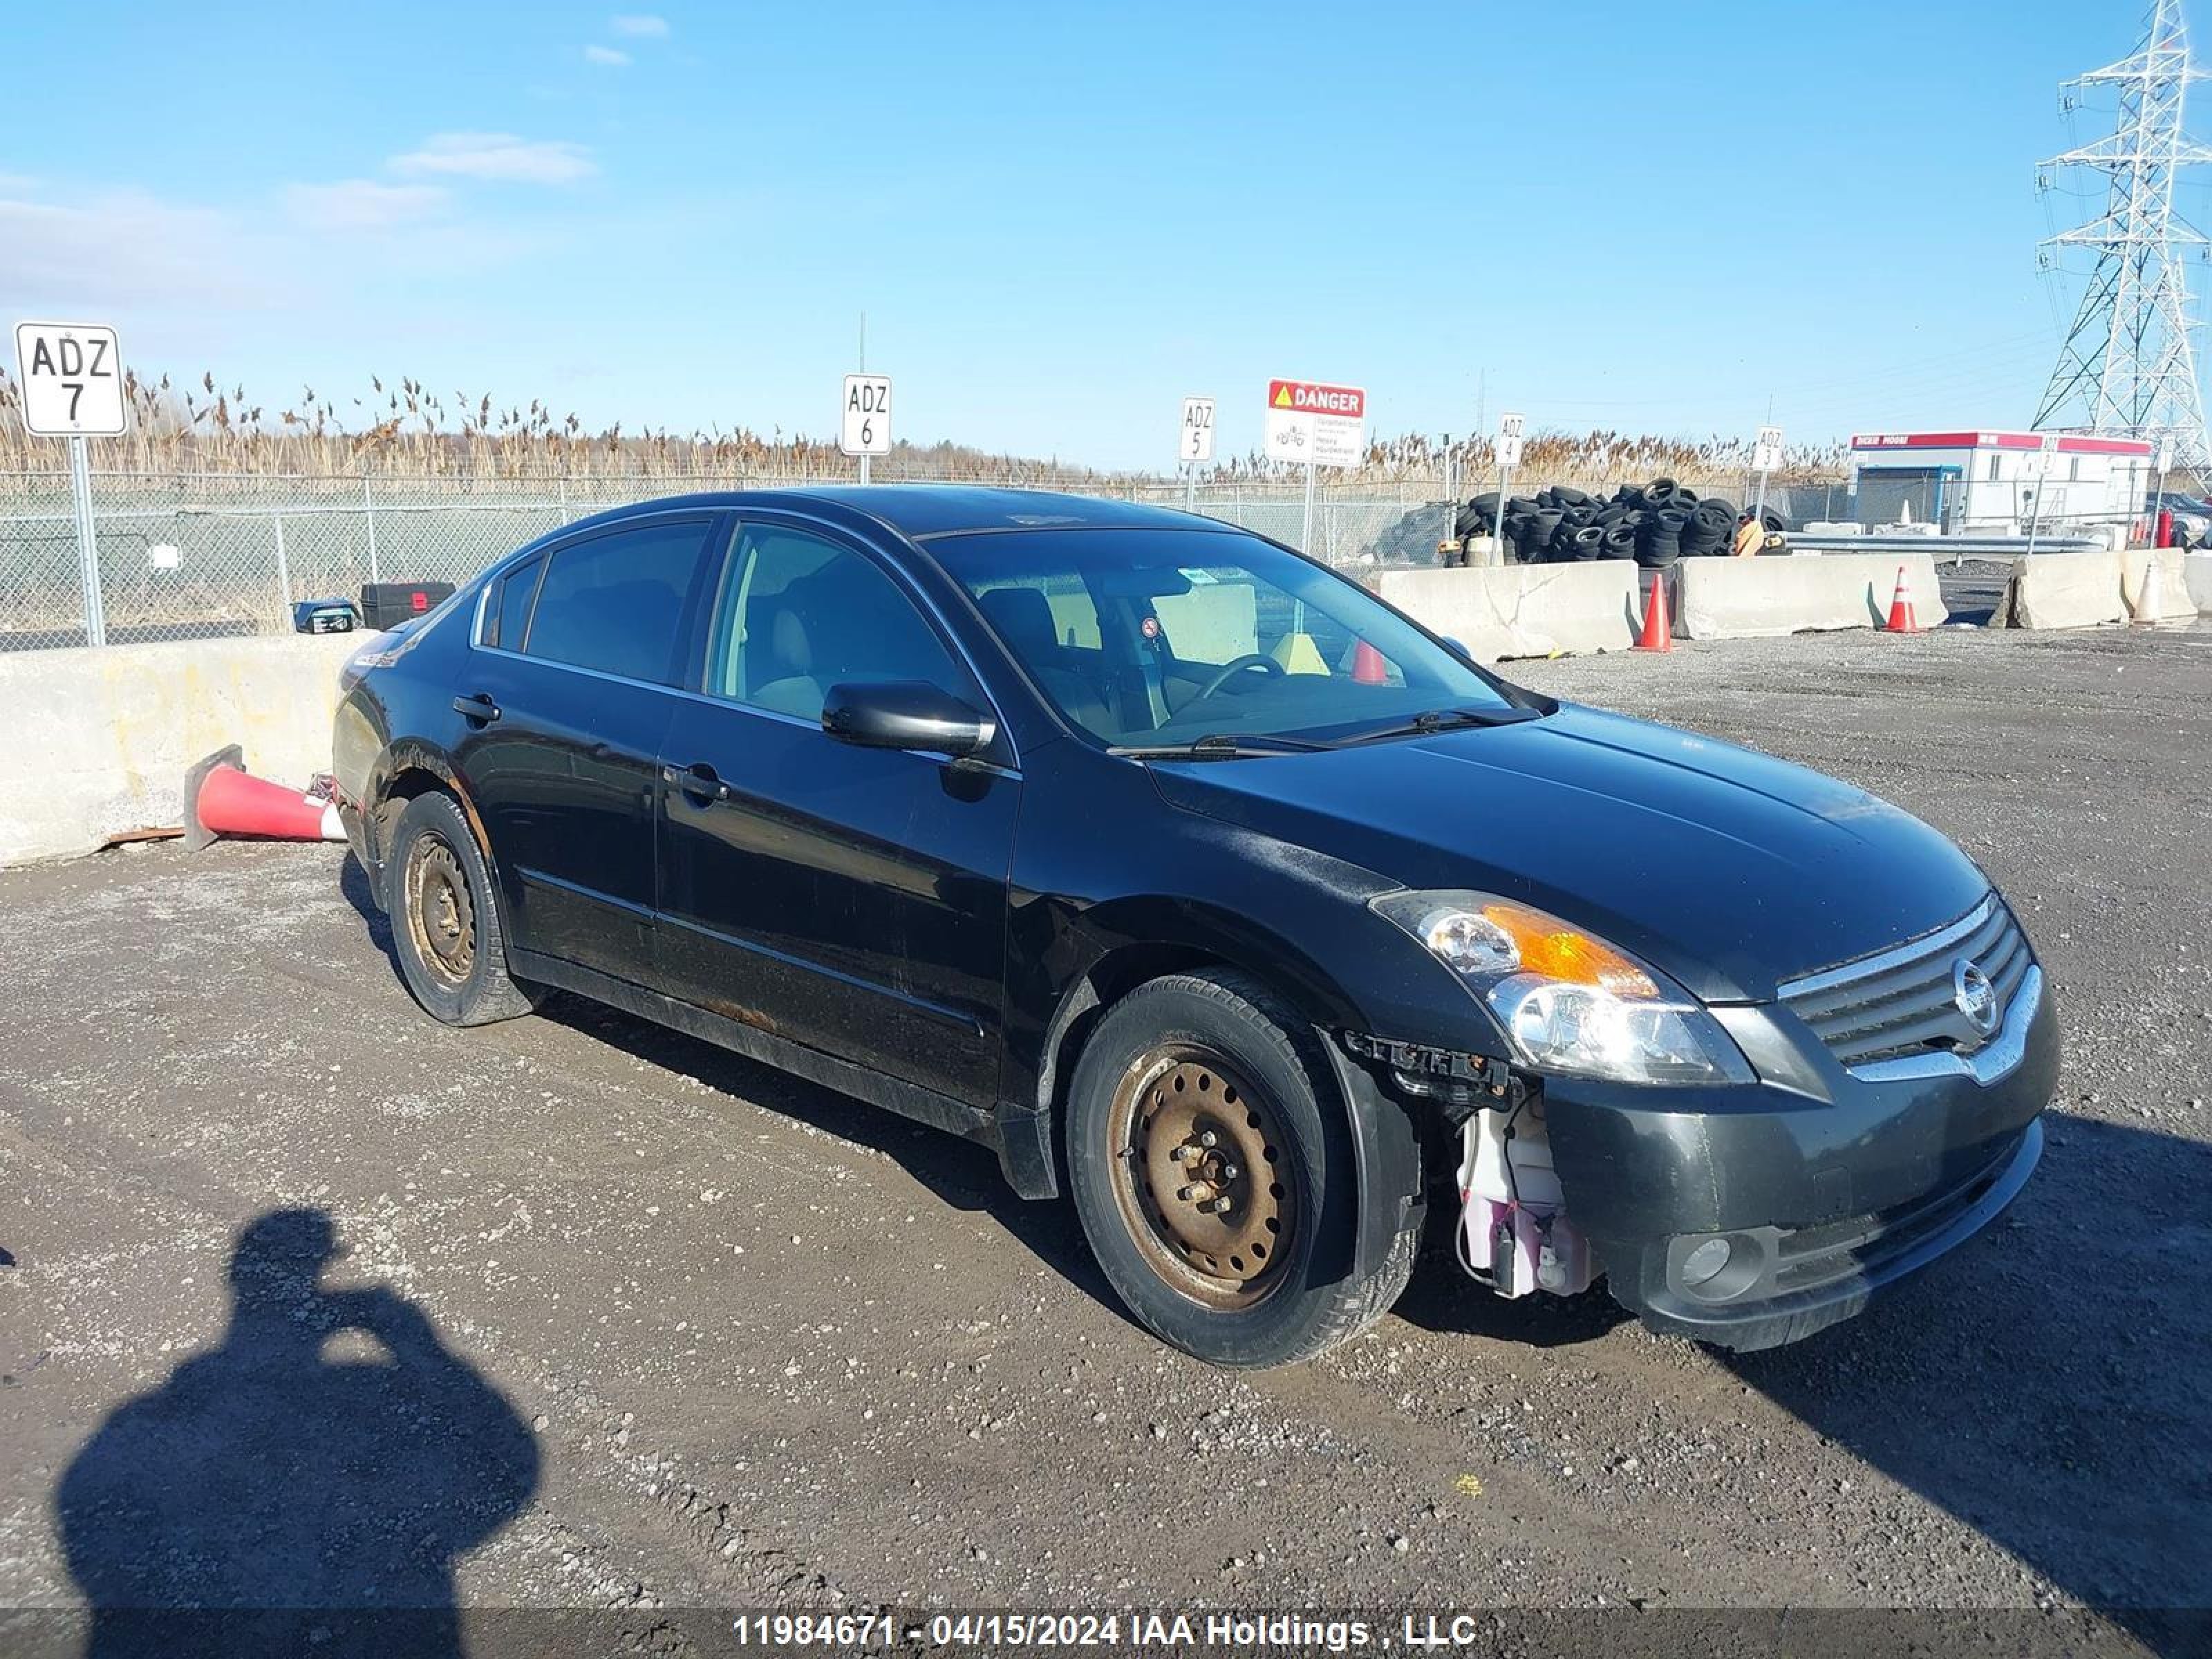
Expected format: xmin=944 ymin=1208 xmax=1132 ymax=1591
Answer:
xmin=0 ymin=1 xmax=2184 ymax=468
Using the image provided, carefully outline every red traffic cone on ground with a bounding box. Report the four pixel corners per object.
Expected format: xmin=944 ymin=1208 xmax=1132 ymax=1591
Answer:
xmin=183 ymin=746 xmax=346 ymax=852
xmin=1634 ymin=572 xmax=1673 ymax=652
xmin=1351 ymin=639 xmax=1390 ymax=683
xmin=1883 ymin=565 xmax=1922 ymax=634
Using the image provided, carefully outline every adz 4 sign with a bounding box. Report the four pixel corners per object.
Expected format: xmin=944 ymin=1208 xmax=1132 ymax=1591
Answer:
xmin=15 ymin=321 xmax=127 ymax=438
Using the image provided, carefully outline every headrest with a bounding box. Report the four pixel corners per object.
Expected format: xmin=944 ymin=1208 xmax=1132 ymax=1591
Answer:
xmin=979 ymin=585 xmax=1058 ymax=656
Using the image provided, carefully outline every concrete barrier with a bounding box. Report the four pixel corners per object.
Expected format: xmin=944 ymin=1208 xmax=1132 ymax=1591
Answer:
xmin=2001 ymin=550 xmax=2124 ymax=630
xmin=2187 ymin=553 xmax=2212 ymax=615
xmin=1673 ymin=553 xmax=1948 ymax=639
xmin=1370 ymin=562 xmax=1641 ymax=662
xmin=2121 ymin=547 xmax=2197 ymax=623
xmin=1 ymin=633 xmax=364 ymax=867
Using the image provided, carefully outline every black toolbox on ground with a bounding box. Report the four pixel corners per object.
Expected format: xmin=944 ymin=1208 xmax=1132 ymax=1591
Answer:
xmin=360 ymin=581 xmax=457 ymax=630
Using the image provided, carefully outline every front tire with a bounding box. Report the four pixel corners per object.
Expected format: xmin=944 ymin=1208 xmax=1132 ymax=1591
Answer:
xmin=1065 ymin=970 xmax=1415 ymax=1368
xmin=386 ymin=791 xmax=539 ymax=1028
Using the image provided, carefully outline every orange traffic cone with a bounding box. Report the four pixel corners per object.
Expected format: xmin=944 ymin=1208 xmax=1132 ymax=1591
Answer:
xmin=1883 ymin=565 xmax=1922 ymax=634
xmin=1634 ymin=572 xmax=1673 ymax=652
xmin=184 ymin=745 xmax=346 ymax=852
xmin=1351 ymin=639 xmax=1390 ymax=683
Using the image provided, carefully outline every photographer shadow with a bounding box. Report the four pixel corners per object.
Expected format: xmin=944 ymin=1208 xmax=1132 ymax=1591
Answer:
xmin=55 ymin=1208 xmax=539 ymax=1659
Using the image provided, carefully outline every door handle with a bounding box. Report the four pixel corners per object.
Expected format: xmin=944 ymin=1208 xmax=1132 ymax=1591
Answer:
xmin=671 ymin=761 xmax=731 ymax=805
xmin=453 ymin=693 xmax=501 ymax=724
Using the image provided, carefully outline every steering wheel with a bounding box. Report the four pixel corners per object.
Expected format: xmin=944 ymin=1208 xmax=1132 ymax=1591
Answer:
xmin=1190 ymin=653 xmax=1286 ymax=702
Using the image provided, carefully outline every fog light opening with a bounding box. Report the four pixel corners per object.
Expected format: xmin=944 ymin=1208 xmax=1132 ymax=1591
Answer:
xmin=1680 ymin=1236 xmax=1733 ymax=1288
xmin=1676 ymin=1232 xmax=1765 ymax=1302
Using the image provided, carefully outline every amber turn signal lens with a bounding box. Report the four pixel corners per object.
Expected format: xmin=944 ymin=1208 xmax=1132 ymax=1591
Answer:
xmin=1477 ymin=901 xmax=1658 ymax=999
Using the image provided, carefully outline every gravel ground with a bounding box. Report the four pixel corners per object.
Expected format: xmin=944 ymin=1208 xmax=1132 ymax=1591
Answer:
xmin=0 ymin=621 xmax=2206 ymax=1653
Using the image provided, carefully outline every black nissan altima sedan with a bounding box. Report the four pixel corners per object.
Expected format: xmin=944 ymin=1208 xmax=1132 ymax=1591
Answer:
xmin=332 ymin=487 xmax=2056 ymax=1367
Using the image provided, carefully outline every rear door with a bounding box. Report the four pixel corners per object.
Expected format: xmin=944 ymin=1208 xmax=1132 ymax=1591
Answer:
xmin=654 ymin=515 xmax=1020 ymax=1107
xmin=457 ymin=511 xmax=724 ymax=978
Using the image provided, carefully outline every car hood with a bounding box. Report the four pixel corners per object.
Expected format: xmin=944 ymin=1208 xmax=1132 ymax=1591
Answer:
xmin=1146 ymin=704 xmax=1991 ymax=1003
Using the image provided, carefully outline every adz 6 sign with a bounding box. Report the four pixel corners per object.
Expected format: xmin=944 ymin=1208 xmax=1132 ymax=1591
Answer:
xmin=841 ymin=375 xmax=892 ymax=458
xmin=14 ymin=321 xmax=128 ymax=438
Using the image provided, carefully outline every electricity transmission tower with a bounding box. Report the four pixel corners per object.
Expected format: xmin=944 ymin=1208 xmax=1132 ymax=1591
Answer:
xmin=2034 ymin=0 xmax=2212 ymax=484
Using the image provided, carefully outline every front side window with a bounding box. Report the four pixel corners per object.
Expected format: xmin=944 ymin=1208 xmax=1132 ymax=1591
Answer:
xmin=702 ymin=523 xmax=972 ymax=721
xmin=928 ymin=527 xmax=1517 ymax=748
xmin=520 ymin=519 xmax=715 ymax=685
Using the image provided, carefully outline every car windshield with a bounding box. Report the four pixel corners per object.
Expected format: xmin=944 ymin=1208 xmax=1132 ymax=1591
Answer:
xmin=926 ymin=526 xmax=1521 ymax=750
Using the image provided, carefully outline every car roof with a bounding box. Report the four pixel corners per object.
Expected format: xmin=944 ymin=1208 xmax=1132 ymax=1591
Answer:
xmin=562 ymin=485 xmax=1230 ymax=543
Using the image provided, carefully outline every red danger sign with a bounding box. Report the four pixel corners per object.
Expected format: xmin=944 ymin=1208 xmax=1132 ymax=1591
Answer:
xmin=1268 ymin=379 xmax=1365 ymax=418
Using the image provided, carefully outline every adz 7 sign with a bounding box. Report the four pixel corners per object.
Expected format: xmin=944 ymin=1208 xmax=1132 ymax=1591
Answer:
xmin=14 ymin=321 xmax=127 ymax=438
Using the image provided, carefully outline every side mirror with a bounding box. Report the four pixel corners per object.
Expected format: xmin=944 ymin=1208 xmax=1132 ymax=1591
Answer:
xmin=1441 ymin=635 xmax=1473 ymax=662
xmin=822 ymin=681 xmax=995 ymax=758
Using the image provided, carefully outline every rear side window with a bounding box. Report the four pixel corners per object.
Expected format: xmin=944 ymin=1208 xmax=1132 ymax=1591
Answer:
xmin=488 ymin=555 xmax=543 ymax=649
xmin=521 ymin=520 xmax=714 ymax=684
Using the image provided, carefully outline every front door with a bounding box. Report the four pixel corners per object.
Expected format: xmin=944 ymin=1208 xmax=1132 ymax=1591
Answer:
xmin=457 ymin=512 xmax=723 ymax=977
xmin=655 ymin=516 xmax=1019 ymax=1108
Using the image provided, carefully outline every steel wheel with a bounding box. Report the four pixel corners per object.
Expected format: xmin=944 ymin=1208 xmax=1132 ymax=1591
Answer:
xmin=403 ymin=832 xmax=477 ymax=989
xmin=1106 ymin=1044 xmax=1297 ymax=1311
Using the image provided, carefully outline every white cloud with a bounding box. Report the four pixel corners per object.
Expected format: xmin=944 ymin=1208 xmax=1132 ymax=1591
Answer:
xmin=391 ymin=132 xmax=597 ymax=185
xmin=0 ymin=190 xmax=260 ymax=308
xmin=610 ymin=13 xmax=670 ymax=36
xmin=285 ymin=179 xmax=449 ymax=230
xmin=583 ymin=44 xmax=631 ymax=66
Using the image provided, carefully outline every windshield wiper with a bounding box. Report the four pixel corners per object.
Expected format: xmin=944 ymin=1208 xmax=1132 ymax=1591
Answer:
xmin=1108 ymin=732 xmax=1328 ymax=760
xmin=1329 ymin=706 xmax=1541 ymax=746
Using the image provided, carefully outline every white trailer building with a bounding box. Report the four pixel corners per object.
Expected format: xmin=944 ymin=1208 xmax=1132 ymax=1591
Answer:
xmin=1848 ymin=429 xmax=2153 ymax=535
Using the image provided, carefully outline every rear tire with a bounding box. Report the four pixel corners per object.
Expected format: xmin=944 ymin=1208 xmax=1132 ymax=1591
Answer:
xmin=1065 ymin=970 xmax=1416 ymax=1368
xmin=386 ymin=791 xmax=540 ymax=1028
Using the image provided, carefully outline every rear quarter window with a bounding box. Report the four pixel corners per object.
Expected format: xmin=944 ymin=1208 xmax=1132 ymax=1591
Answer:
xmin=519 ymin=520 xmax=715 ymax=684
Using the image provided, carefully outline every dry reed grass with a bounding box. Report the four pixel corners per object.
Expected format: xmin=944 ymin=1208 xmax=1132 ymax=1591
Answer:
xmin=0 ymin=366 xmax=1848 ymax=489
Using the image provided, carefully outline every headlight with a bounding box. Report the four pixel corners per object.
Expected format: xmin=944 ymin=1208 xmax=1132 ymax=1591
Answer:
xmin=1371 ymin=891 xmax=1753 ymax=1087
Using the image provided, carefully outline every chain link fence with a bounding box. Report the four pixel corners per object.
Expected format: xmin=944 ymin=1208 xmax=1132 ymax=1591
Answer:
xmin=0 ymin=469 xmax=1463 ymax=652
xmin=15 ymin=467 xmax=1970 ymax=655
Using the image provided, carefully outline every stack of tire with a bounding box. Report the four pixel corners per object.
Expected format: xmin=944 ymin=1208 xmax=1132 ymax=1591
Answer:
xmin=1452 ymin=480 xmax=1788 ymax=568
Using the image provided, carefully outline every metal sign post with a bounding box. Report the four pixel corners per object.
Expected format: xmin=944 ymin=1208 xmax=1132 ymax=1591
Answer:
xmin=1752 ymin=424 xmax=1784 ymax=525
xmin=2025 ymin=433 xmax=2061 ymax=556
xmin=1440 ymin=433 xmax=1454 ymax=550
xmin=15 ymin=320 xmax=127 ymax=647
xmin=68 ymin=436 xmax=106 ymax=646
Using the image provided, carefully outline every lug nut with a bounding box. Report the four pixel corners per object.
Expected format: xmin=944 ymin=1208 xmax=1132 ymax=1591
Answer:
xmin=1208 ymin=1196 xmax=1234 ymax=1215
xmin=1199 ymin=1130 xmax=1219 ymax=1148
xmin=1219 ymin=1162 xmax=1240 ymax=1181
xmin=1171 ymin=1145 xmax=1199 ymax=1164
xmin=1177 ymin=1183 xmax=1210 ymax=1203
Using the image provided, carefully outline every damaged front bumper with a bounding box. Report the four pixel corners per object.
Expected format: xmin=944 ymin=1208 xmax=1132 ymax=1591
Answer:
xmin=1539 ymin=975 xmax=2061 ymax=1351
xmin=1346 ymin=956 xmax=2060 ymax=1352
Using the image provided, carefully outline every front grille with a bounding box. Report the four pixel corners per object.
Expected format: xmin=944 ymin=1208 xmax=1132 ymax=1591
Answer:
xmin=1777 ymin=896 xmax=2032 ymax=1070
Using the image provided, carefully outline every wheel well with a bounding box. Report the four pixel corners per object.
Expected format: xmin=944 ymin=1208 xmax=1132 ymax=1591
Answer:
xmin=374 ymin=767 xmax=456 ymax=857
xmin=367 ymin=767 xmax=487 ymax=912
xmin=1035 ymin=941 xmax=1342 ymax=1184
